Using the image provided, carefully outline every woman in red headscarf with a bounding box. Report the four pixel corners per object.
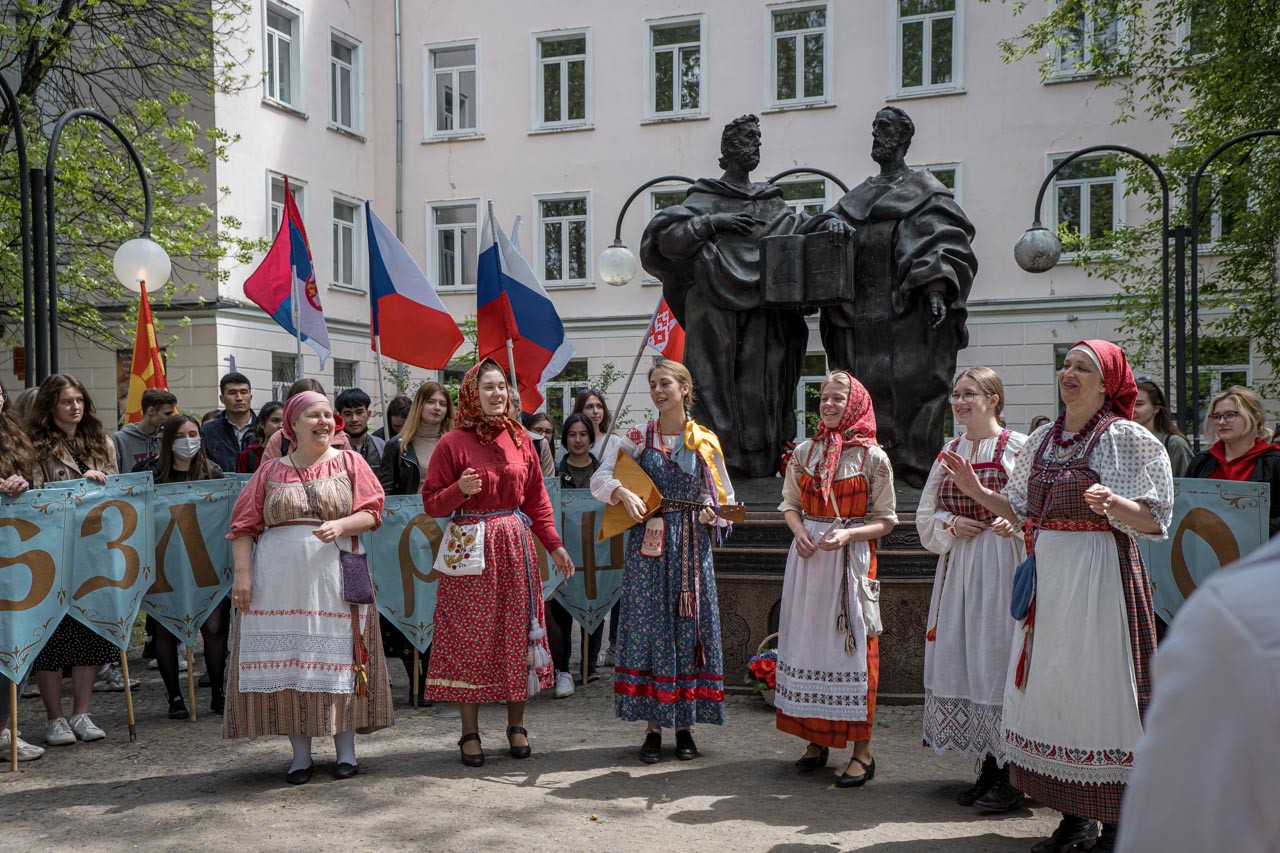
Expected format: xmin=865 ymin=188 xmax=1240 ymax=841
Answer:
xmin=942 ymin=341 xmax=1172 ymax=853
xmin=776 ymin=371 xmax=897 ymax=787
xmin=421 ymin=360 xmax=575 ymax=767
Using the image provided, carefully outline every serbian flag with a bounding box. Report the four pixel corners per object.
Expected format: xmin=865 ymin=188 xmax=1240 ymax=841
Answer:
xmin=123 ymin=288 xmax=168 ymax=424
xmin=477 ymin=206 xmax=574 ymax=412
xmin=366 ymin=203 xmax=463 ymax=368
xmin=243 ymin=178 xmax=331 ymax=366
xmin=645 ymin=298 xmax=685 ymax=362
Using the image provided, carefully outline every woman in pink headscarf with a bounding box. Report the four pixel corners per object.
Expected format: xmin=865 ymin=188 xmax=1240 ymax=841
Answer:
xmin=776 ymin=371 xmax=897 ymax=787
xmin=942 ymin=341 xmax=1173 ymax=853
xmin=224 ymin=392 xmax=393 ymax=786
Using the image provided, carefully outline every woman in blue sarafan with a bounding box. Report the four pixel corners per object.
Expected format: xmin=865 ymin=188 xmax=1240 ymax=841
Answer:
xmin=591 ymin=360 xmax=734 ymax=765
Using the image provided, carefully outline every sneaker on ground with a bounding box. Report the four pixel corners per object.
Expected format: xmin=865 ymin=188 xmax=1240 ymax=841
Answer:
xmin=177 ymin=656 xmax=188 ymax=672
xmin=45 ymin=717 xmax=76 ymax=747
xmin=0 ymin=729 xmax=46 ymax=761
xmin=554 ymin=671 xmax=575 ymax=698
xmin=20 ymin=680 xmax=40 ymax=698
xmin=95 ymin=667 xmax=139 ymax=692
xmin=67 ymin=713 xmax=106 ymax=742
xmin=602 ymin=644 xmax=616 ymax=667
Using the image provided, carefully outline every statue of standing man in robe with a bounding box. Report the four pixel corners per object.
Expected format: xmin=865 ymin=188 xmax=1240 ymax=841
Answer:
xmin=641 ymin=115 xmax=809 ymax=480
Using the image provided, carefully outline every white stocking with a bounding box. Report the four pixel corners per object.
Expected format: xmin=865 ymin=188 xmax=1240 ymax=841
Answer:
xmin=334 ymin=730 xmax=356 ymax=766
xmin=288 ymin=735 xmax=312 ymax=772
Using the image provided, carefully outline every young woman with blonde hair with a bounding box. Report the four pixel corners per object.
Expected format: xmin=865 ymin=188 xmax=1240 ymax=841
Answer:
xmin=1186 ymin=385 xmax=1280 ymax=537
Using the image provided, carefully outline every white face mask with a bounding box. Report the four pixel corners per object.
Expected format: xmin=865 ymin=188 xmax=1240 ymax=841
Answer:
xmin=172 ymin=437 xmax=201 ymax=461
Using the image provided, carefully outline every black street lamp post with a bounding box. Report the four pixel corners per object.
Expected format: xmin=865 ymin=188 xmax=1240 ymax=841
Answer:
xmin=0 ymin=74 xmax=35 ymax=386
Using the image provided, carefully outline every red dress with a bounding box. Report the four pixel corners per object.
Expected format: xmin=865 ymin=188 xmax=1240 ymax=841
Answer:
xmin=421 ymin=427 xmax=564 ymax=703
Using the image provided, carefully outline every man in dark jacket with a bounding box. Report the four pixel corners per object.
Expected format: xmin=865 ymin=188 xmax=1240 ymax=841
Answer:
xmin=337 ymin=387 xmax=385 ymax=470
xmin=201 ymin=372 xmax=257 ymax=472
xmin=112 ymin=388 xmax=177 ymax=471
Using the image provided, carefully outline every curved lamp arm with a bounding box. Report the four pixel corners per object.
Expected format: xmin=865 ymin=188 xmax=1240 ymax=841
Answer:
xmin=765 ymin=166 xmax=849 ymax=194
xmin=610 ymin=175 xmax=695 ymax=243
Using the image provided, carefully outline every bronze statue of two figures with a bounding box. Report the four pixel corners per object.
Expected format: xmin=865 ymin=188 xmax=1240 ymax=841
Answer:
xmin=641 ymin=108 xmax=978 ymax=489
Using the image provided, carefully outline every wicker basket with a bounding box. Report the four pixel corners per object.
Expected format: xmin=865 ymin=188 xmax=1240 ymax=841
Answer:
xmin=754 ymin=632 xmax=779 ymax=706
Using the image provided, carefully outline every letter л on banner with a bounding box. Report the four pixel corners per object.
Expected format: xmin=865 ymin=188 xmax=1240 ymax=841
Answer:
xmin=555 ymin=487 xmax=626 ymax=632
xmin=0 ymin=489 xmax=76 ymax=682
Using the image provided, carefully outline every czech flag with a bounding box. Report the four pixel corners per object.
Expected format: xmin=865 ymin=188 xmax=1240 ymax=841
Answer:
xmin=477 ymin=206 xmax=574 ymax=412
xmin=243 ymin=178 xmax=331 ymax=366
xmin=123 ymin=287 xmax=168 ymax=424
xmin=366 ymin=203 xmax=463 ymax=369
xmin=645 ymin=298 xmax=685 ymax=363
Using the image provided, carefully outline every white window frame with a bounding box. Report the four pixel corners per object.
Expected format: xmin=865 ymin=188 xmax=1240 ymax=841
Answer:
xmin=267 ymin=171 xmax=307 ymax=238
xmin=892 ymin=0 xmax=963 ymax=97
xmin=333 ymin=359 xmax=360 ymax=399
xmin=1200 ymin=338 xmax=1252 ymax=398
xmin=271 ymin=351 xmax=301 ymax=401
xmin=644 ymin=14 xmax=707 ymax=121
xmin=534 ymin=191 xmax=593 ymax=287
xmin=530 ymin=28 xmax=593 ymax=130
xmin=328 ymin=29 xmax=362 ymax=133
xmin=642 ymin=184 xmax=691 ymax=283
xmin=264 ymin=2 xmax=304 ymax=109
xmin=331 ymin=193 xmax=364 ymax=292
xmin=541 ymin=357 xmax=592 ymax=426
xmin=794 ymin=352 xmax=829 ymax=441
xmin=1049 ymin=2 xmax=1128 ymax=80
xmin=765 ymin=1 xmax=833 ymax=109
xmin=774 ymin=176 xmax=831 ymax=217
xmin=424 ymin=39 xmax=483 ymax=139
xmin=426 ymin=198 xmax=481 ymax=290
xmin=915 ymin=161 xmax=963 ymax=206
xmin=1046 ymin=152 xmax=1126 ymax=260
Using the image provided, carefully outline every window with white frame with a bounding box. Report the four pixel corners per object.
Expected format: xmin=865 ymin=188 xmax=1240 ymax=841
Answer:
xmin=777 ymin=178 xmax=827 ymax=216
xmin=768 ymin=3 xmax=830 ymax=106
xmin=1050 ymin=154 xmax=1123 ymax=246
xmin=542 ymin=358 xmax=591 ymax=427
xmin=333 ymin=359 xmax=359 ymax=398
xmin=918 ymin=162 xmax=962 ymax=205
xmin=1197 ymin=337 xmax=1251 ymax=407
xmin=272 ymin=352 xmax=300 ymax=401
xmin=1053 ymin=4 xmax=1126 ymax=77
xmin=537 ymin=194 xmax=590 ymax=285
xmin=896 ymin=0 xmax=960 ymax=94
xmin=648 ymin=18 xmax=703 ymax=118
xmin=329 ymin=33 xmax=361 ymax=132
xmin=428 ymin=201 xmax=479 ymax=288
xmin=331 ymin=196 xmax=361 ymax=289
xmin=649 ymin=187 xmax=688 ymax=217
xmin=794 ymin=352 xmax=829 ymax=439
xmin=269 ymin=173 xmax=306 ymax=238
xmin=427 ymin=41 xmax=479 ymax=137
xmin=1196 ymin=171 xmax=1248 ymax=250
xmin=265 ymin=3 xmax=302 ymax=107
xmin=1176 ymin=0 xmax=1215 ymax=60
xmin=534 ymin=31 xmax=590 ymax=128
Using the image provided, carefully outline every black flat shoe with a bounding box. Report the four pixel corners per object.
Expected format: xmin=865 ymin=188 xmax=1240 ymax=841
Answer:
xmin=334 ymin=762 xmax=359 ymax=780
xmin=285 ymin=764 xmax=313 ymax=785
xmin=167 ymin=696 xmax=189 ymax=720
xmin=674 ymin=729 xmax=699 ymax=760
xmin=795 ymin=744 xmax=829 ymax=772
xmin=458 ymin=732 xmax=485 ymax=767
xmin=210 ymin=689 xmax=225 ymax=716
xmin=1030 ymin=815 xmax=1099 ymax=853
xmin=836 ymin=756 xmax=876 ymax=788
xmin=639 ymin=730 xmax=662 ymax=764
xmin=973 ymin=778 xmax=1024 ymax=812
xmin=507 ymin=725 xmax=531 ymax=759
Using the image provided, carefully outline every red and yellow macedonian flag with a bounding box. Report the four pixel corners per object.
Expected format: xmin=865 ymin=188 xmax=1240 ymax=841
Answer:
xmin=124 ymin=287 xmax=168 ymax=424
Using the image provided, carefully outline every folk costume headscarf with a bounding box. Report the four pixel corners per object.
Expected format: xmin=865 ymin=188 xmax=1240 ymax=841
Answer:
xmin=455 ymin=360 xmax=524 ymax=447
xmin=1068 ymin=340 xmax=1138 ymax=420
xmin=809 ymin=371 xmax=878 ymax=506
xmin=281 ymin=391 xmax=344 ymax=444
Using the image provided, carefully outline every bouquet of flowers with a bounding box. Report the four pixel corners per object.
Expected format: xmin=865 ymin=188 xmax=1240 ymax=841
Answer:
xmin=744 ymin=648 xmax=777 ymax=700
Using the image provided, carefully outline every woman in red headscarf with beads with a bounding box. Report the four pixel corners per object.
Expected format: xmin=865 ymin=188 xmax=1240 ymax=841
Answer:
xmin=776 ymin=371 xmax=897 ymax=788
xmin=421 ymin=360 xmax=574 ymax=768
xmin=942 ymin=341 xmax=1172 ymax=853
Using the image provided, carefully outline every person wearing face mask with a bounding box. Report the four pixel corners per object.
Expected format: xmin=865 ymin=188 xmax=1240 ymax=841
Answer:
xmin=112 ymin=388 xmax=177 ymax=471
xmin=133 ymin=415 xmax=229 ymax=717
xmin=917 ymin=368 xmax=1027 ymax=809
xmin=1186 ymin=385 xmax=1280 ymax=538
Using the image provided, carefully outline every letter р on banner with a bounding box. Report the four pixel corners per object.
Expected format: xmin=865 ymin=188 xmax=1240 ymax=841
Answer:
xmin=554 ymin=487 xmax=626 ymax=633
xmin=1140 ymin=477 xmax=1269 ymax=624
xmin=0 ymin=489 xmax=76 ymax=682
xmin=365 ymin=495 xmax=449 ymax=654
xmin=45 ymin=472 xmax=156 ymax=649
xmin=143 ymin=478 xmax=243 ymax=644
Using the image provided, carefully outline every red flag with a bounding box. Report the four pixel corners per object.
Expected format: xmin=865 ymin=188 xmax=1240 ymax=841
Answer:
xmin=645 ymin=299 xmax=685 ymax=362
xmin=124 ymin=287 xmax=168 ymax=424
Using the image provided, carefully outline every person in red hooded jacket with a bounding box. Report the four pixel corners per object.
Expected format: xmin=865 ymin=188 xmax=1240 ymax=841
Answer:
xmin=1186 ymin=385 xmax=1280 ymax=538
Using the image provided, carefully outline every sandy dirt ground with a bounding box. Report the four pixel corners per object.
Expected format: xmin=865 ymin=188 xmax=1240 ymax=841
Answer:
xmin=2 ymin=653 xmax=1061 ymax=852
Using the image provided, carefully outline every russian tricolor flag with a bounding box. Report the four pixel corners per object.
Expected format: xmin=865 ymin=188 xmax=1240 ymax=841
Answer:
xmin=477 ymin=206 xmax=573 ymax=412
xmin=243 ymin=178 xmax=331 ymax=366
xmin=366 ymin=203 xmax=463 ymax=369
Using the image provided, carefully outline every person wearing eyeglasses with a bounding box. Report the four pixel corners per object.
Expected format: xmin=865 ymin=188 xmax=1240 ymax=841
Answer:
xmin=917 ymin=368 xmax=1027 ymax=811
xmin=1186 ymin=385 xmax=1280 ymax=538
xmin=1132 ymin=379 xmax=1193 ymax=477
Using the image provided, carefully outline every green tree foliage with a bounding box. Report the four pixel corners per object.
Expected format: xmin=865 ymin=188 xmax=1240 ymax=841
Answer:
xmin=0 ymin=0 xmax=261 ymax=352
xmin=995 ymin=0 xmax=1280 ymax=385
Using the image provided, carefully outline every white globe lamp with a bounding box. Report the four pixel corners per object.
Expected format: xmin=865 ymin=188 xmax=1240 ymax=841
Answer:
xmin=113 ymin=237 xmax=172 ymax=294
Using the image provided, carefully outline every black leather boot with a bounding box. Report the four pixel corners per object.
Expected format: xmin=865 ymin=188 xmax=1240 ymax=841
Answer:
xmin=973 ymin=764 xmax=1024 ymax=812
xmin=1093 ymin=822 xmax=1118 ymax=853
xmin=957 ymin=755 xmax=999 ymax=806
xmin=1030 ymin=814 xmax=1099 ymax=853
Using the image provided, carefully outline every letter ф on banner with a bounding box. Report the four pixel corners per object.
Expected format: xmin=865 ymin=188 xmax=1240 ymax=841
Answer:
xmin=143 ymin=478 xmax=243 ymax=645
xmin=45 ymin=472 xmax=156 ymax=650
xmin=555 ymin=487 xmax=625 ymax=633
xmin=0 ymin=489 xmax=76 ymax=683
xmin=1139 ymin=478 xmax=1270 ymax=623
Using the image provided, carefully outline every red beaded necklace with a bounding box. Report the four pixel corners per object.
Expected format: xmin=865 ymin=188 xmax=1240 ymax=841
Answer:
xmin=1051 ymin=403 xmax=1110 ymax=448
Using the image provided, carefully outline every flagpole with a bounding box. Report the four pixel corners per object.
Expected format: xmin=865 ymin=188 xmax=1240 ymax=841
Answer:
xmin=293 ymin=278 xmax=304 ymax=379
xmin=488 ymin=199 xmax=522 ymax=412
xmin=608 ymin=330 xmax=650 ymax=442
xmin=373 ymin=333 xmax=390 ymax=438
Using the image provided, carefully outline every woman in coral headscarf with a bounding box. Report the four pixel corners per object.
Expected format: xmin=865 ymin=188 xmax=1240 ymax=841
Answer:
xmin=421 ymin=360 xmax=574 ymax=767
xmin=775 ymin=371 xmax=897 ymax=787
xmin=942 ymin=341 xmax=1173 ymax=853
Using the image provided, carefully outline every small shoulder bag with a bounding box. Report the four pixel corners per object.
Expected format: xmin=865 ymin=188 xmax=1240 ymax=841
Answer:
xmin=291 ymin=452 xmax=374 ymax=605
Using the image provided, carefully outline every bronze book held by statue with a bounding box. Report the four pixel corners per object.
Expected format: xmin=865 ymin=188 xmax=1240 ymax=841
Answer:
xmin=760 ymin=231 xmax=857 ymax=310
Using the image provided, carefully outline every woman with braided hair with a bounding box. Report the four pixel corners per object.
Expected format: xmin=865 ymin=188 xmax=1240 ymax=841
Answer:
xmin=775 ymin=371 xmax=897 ymax=787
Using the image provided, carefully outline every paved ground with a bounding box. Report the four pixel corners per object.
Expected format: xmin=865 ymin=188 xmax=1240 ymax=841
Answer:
xmin=2 ymin=654 xmax=1061 ymax=852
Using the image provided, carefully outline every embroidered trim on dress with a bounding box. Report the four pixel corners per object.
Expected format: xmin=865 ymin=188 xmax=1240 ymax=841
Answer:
xmin=777 ymin=661 xmax=868 ymax=684
xmin=1005 ymin=729 xmax=1135 ymax=785
xmin=922 ymin=690 xmax=1006 ymax=762
xmin=243 ymin=608 xmax=352 ymax=619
